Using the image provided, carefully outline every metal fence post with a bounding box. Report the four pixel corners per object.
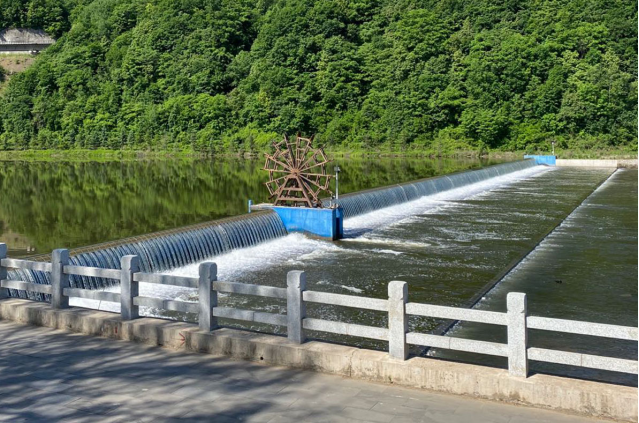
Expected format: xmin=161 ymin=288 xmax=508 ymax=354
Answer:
xmin=507 ymin=292 xmax=528 ymax=377
xmin=287 ymin=270 xmax=306 ymax=343
xmin=51 ymin=249 xmax=69 ymax=309
xmin=0 ymin=243 xmax=7 ymax=299
xmin=388 ymin=281 xmax=408 ymax=360
xmin=199 ymin=262 xmax=217 ymax=331
xmin=121 ymin=255 xmax=140 ymax=320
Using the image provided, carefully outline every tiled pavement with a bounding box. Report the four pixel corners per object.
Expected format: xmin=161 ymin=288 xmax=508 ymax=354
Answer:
xmin=0 ymin=320 xmax=607 ymax=422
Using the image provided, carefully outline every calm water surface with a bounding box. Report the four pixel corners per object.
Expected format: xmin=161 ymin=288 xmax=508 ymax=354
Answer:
xmin=0 ymin=157 xmax=499 ymax=256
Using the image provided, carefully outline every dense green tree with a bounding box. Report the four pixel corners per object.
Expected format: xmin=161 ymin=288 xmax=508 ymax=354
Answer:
xmin=0 ymin=0 xmax=636 ymax=153
xmin=0 ymin=0 xmax=79 ymax=37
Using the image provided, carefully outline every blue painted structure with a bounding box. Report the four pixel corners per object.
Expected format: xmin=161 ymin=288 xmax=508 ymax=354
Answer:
xmin=524 ymin=155 xmax=556 ymax=165
xmin=266 ymin=206 xmax=344 ymax=240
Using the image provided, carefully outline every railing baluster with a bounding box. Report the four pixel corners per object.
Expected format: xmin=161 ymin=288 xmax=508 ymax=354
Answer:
xmin=51 ymin=249 xmax=69 ymax=309
xmin=507 ymin=292 xmax=528 ymax=377
xmin=287 ymin=270 xmax=306 ymax=344
xmin=121 ymin=255 xmax=140 ymax=320
xmin=388 ymin=281 xmax=408 ymax=360
xmin=0 ymin=243 xmax=7 ymax=299
xmin=198 ymin=262 xmax=217 ymax=332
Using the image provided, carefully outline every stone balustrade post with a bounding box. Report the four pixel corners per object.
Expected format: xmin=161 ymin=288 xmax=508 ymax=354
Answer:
xmin=0 ymin=243 xmax=7 ymax=299
xmin=287 ymin=270 xmax=306 ymax=344
xmin=388 ymin=281 xmax=408 ymax=360
xmin=50 ymin=249 xmax=70 ymax=309
xmin=507 ymin=292 xmax=528 ymax=377
xmin=198 ymin=262 xmax=217 ymax=331
xmin=120 ymin=255 xmax=140 ymax=320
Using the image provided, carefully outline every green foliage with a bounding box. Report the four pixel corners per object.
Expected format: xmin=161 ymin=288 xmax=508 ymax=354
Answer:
xmin=0 ymin=0 xmax=636 ymax=153
xmin=0 ymin=0 xmax=79 ymax=37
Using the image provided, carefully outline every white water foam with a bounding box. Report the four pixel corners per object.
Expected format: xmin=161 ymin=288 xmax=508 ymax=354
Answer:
xmin=71 ymin=232 xmax=337 ymax=312
xmin=71 ymin=164 xmax=550 ymax=311
xmin=344 ymin=165 xmax=550 ymax=235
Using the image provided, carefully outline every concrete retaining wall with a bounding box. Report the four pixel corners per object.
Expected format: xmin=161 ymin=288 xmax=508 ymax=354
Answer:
xmin=0 ymin=298 xmax=635 ymax=422
xmin=0 ymin=28 xmax=54 ymax=53
xmin=556 ymin=159 xmax=638 ymax=168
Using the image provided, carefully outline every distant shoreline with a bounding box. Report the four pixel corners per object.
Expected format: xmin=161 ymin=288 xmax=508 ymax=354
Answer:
xmin=0 ymin=148 xmax=635 ymax=162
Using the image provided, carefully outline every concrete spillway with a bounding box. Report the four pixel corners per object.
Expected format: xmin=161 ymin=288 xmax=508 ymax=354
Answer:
xmin=9 ymin=160 xmax=540 ymax=298
xmin=8 ymin=211 xmax=286 ymax=298
xmin=336 ymin=160 xmax=537 ymax=218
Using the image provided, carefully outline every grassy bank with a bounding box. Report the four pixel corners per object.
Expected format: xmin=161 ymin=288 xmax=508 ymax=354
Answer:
xmin=0 ymin=147 xmax=635 ymax=162
xmin=0 ymin=149 xmax=207 ymax=162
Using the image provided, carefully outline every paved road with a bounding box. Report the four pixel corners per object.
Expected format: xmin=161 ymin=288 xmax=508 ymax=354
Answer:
xmin=0 ymin=320 xmax=605 ymax=423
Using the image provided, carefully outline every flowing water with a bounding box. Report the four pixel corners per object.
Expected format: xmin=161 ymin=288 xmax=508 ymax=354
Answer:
xmin=7 ymin=211 xmax=287 ymax=298
xmin=76 ymin=163 xmax=636 ymax=387
xmin=436 ymin=169 xmax=638 ymax=385
xmin=1 ymin=157 xmax=635 ymax=384
xmin=336 ymin=160 xmax=535 ymax=218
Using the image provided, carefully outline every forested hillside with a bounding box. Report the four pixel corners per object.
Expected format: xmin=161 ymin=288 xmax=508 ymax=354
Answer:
xmin=0 ymin=0 xmax=79 ymax=38
xmin=0 ymin=0 xmax=636 ymax=154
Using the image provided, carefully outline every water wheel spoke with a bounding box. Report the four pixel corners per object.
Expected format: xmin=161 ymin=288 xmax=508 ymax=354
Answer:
xmin=300 ymin=174 xmax=331 ymax=195
xmin=265 ymin=156 xmax=294 ymax=173
xmin=298 ymin=177 xmax=319 ymax=200
xmin=299 ymin=150 xmax=329 ymax=171
xmin=298 ymin=138 xmax=311 ymax=168
xmin=298 ymin=150 xmax=321 ymax=173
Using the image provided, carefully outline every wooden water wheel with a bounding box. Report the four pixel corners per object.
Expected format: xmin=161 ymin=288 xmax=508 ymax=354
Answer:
xmin=263 ymin=134 xmax=332 ymax=208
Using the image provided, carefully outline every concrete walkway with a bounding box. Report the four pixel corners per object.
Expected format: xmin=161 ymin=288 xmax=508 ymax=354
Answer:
xmin=0 ymin=320 xmax=607 ymax=423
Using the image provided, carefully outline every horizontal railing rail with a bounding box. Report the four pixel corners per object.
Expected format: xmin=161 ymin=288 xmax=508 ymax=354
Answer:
xmin=1 ymin=279 xmax=53 ymax=295
xmin=406 ymin=302 xmax=507 ymax=325
xmin=303 ymin=318 xmax=389 ymax=341
xmin=0 ymin=243 xmax=636 ymax=379
xmin=134 ymin=296 xmax=198 ymax=313
xmin=527 ymin=316 xmax=638 ymax=340
xmin=303 ymin=290 xmax=388 ymax=311
xmin=214 ymin=281 xmax=286 ymax=299
xmin=214 ymin=307 xmax=287 ymax=326
xmin=63 ymin=288 xmax=120 ymax=303
xmin=1 ymin=258 xmax=52 ymax=272
xmin=132 ymin=273 xmax=197 ymax=288
xmin=63 ymin=265 xmax=122 ymax=280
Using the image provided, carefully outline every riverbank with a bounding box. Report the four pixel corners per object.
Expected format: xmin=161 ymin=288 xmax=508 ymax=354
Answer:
xmin=0 ymin=148 xmax=635 ymax=161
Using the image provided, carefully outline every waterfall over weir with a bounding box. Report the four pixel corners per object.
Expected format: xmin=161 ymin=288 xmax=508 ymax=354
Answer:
xmin=336 ymin=160 xmax=537 ymax=218
xmin=9 ymin=160 xmax=539 ymax=298
xmin=8 ymin=211 xmax=286 ymax=296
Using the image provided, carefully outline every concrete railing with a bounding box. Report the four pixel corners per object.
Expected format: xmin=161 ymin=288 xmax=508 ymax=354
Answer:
xmin=1 ymin=244 xmax=637 ymax=378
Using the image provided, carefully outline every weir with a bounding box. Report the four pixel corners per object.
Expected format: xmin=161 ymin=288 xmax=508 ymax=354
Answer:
xmin=9 ymin=160 xmax=542 ymax=296
xmin=335 ymin=159 xmax=537 ymax=218
xmin=8 ymin=211 xmax=286 ymax=297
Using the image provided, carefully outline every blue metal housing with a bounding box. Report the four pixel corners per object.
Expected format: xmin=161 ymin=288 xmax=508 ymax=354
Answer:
xmin=524 ymin=155 xmax=556 ymax=165
xmin=266 ymin=206 xmax=344 ymax=240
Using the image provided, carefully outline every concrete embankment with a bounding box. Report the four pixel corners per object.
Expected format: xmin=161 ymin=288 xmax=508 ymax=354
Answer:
xmin=1 ymin=298 xmax=635 ymax=422
xmin=556 ymin=159 xmax=638 ymax=168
